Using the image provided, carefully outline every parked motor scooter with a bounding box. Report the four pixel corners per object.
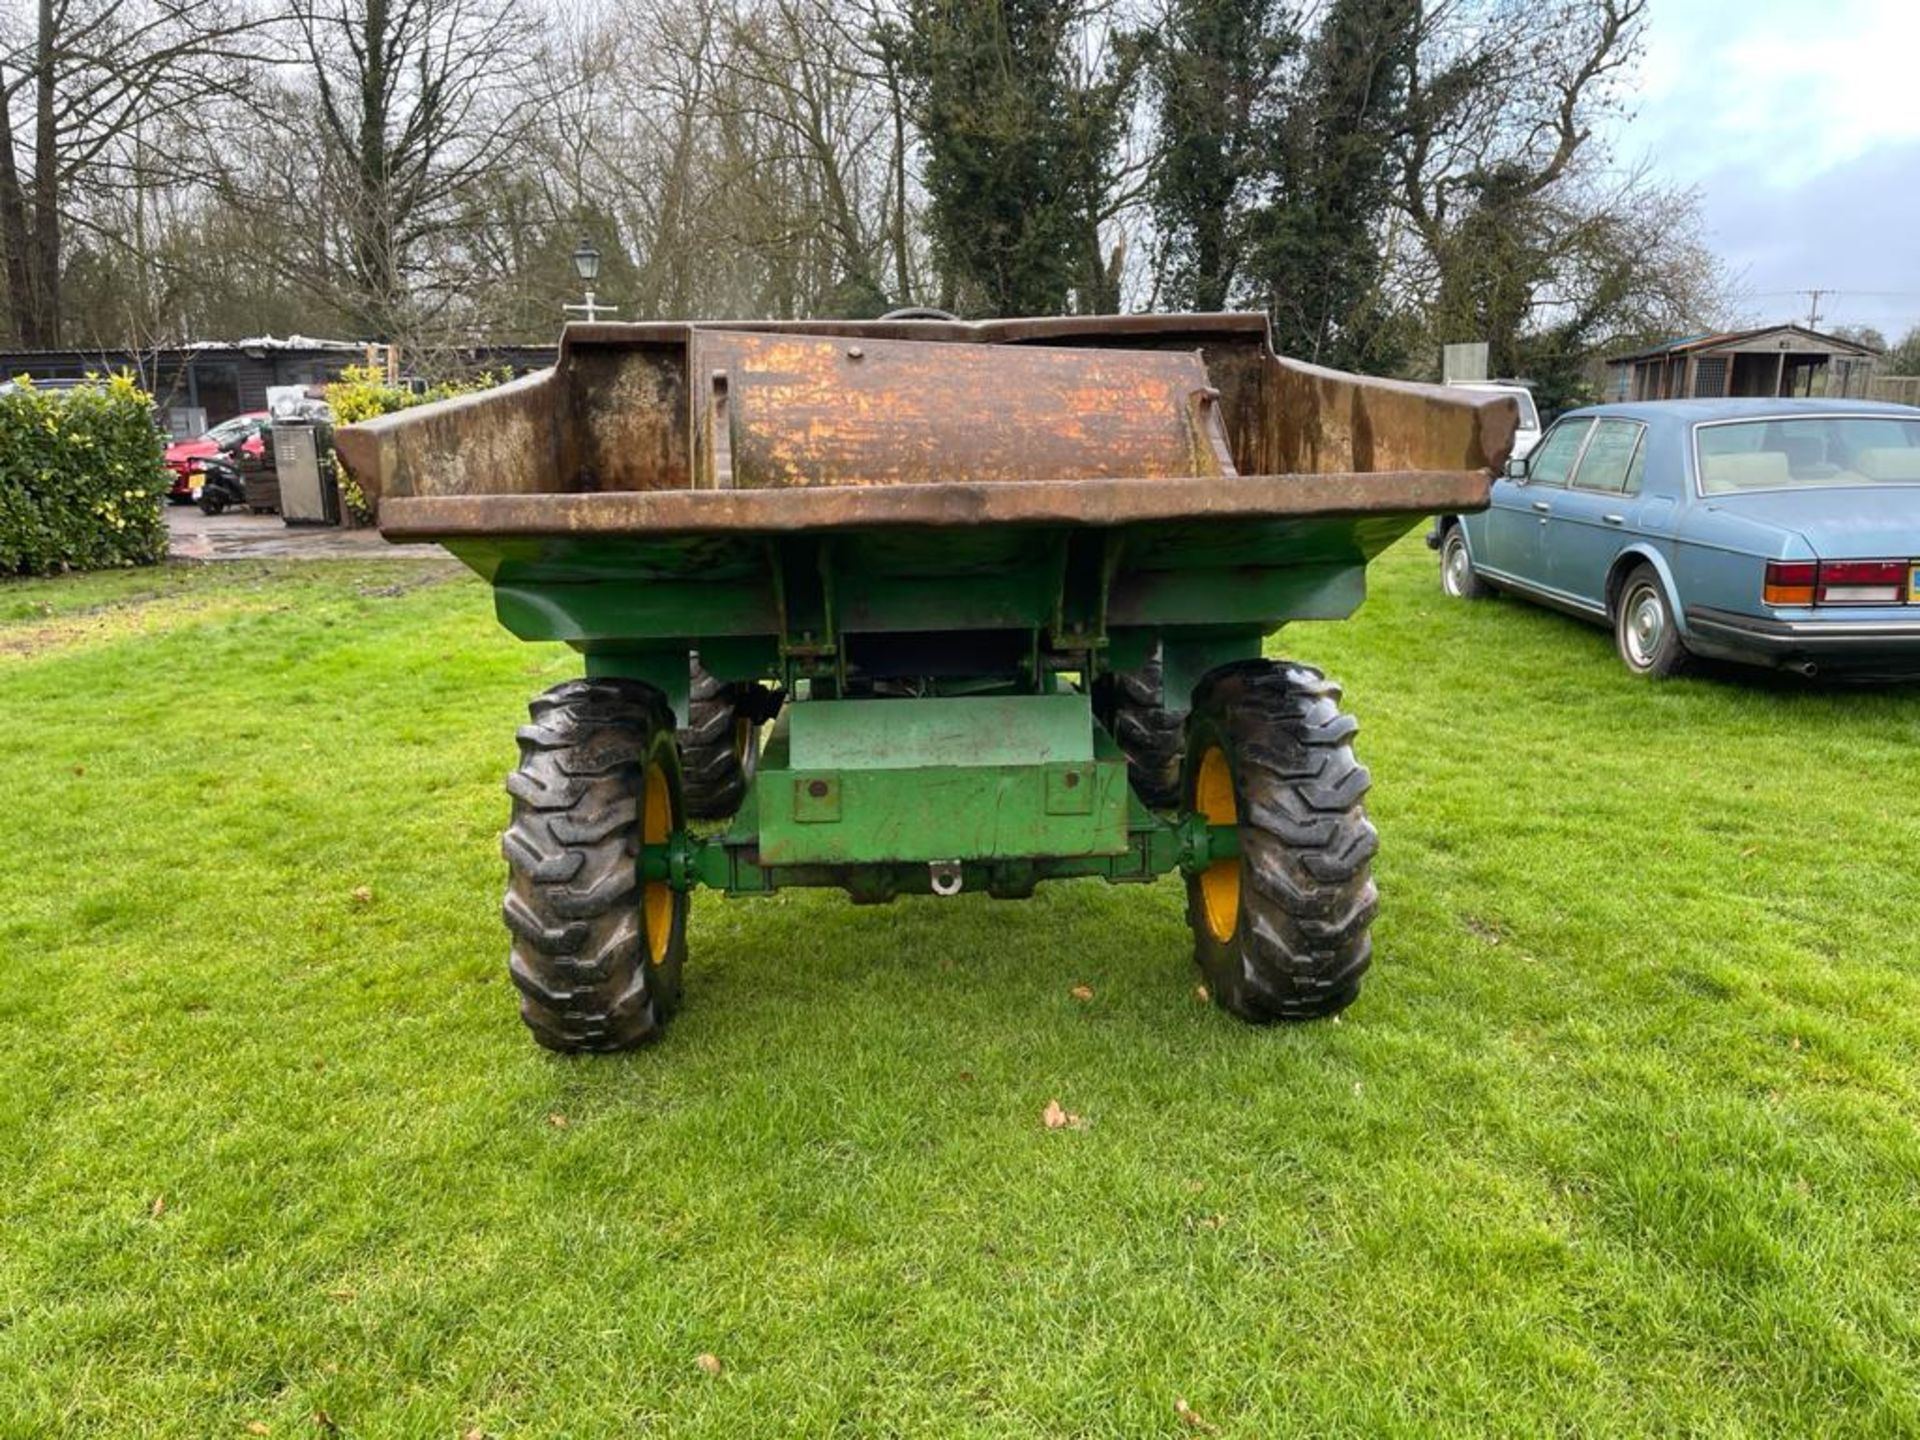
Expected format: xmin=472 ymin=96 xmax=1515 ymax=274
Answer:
xmin=195 ymin=442 xmax=249 ymax=516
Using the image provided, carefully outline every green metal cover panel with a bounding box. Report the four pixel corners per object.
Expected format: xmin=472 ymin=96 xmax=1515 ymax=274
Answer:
xmin=789 ymin=694 xmax=1091 ymax=768
xmin=759 ymin=695 xmax=1128 ymax=865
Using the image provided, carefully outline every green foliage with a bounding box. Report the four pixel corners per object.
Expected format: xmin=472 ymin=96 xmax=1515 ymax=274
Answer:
xmin=326 ymin=365 xmax=503 ymax=523
xmin=0 ymin=374 xmax=169 ymax=576
xmin=1429 ymin=168 xmax=1556 ymax=378
xmin=902 ymin=0 xmax=1140 ymax=316
xmin=1144 ymin=0 xmax=1414 ymax=369
xmin=1251 ymin=0 xmax=1417 ymax=370
xmin=1886 ymin=325 xmax=1920 ymax=376
xmin=1513 ymin=321 xmax=1604 ymax=414
xmin=1145 ymin=0 xmax=1298 ymax=311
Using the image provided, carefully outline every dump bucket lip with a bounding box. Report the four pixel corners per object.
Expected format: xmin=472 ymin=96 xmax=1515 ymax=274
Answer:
xmin=552 ymin=310 xmax=1277 ymax=355
xmin=378 ymin=469 xmax=1492 ymax=543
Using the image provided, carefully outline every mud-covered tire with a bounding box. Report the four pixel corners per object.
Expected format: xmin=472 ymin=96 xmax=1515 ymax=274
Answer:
xmin=1091 ymin=645 xmax=1185 ymax=811
xmin=679 ymin=655 xmax=769 ymax=821
xmin=1183 ymin=660 xmax=1378 ymax=1022
xmin=503 ymin=677 xmax=687 ymax=1052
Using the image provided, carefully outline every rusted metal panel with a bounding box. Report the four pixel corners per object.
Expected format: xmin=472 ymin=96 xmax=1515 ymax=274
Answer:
xmin=562 ymin=314 xmax=1283 ymax=482
xmin=378 ymin=469 xmax=1490 ymax=541
xmin=1264 ymin=354 xmax=1517 ymax=477
xmin=685 ymin=330 xmax=1232 ymax=489
xmin=332 ymin=366 xmax=565 ymax=512
xmin=557 ymin=311 xmax=1272 ymax=351
xmin=567 ymin=341 xmax=691 ymax=494
xmin=336 ymin=311 xmax=1513 ymax=522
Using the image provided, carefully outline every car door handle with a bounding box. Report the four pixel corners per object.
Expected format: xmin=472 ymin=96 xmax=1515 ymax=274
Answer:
xmin=1531 ymin=501 xmax=1551 ymax=513
xmin=1602 ymin=513 xmax=1625 ymax=525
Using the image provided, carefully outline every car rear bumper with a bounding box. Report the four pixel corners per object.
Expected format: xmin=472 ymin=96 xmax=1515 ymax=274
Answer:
xmin=1685 ymin=606 xmax=1920 ymax=677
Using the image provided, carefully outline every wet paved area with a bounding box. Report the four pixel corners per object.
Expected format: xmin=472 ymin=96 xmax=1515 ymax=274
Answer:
xmin=165 ymin=505 xmax=444 ymax=561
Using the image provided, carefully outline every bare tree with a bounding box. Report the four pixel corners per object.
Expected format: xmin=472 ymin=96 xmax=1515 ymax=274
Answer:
xmin=1397 ymin=0 xmax=1645 ymax=249
xmin=1386 ymin=0 xmax=1685 ymax=380
xmin=712 ymin=0 xmax=897 ymax=313
xmin=0 ymin=0 xmax=270 ymax=346
xmin=227 ymin=0 xmax=554 ymax=343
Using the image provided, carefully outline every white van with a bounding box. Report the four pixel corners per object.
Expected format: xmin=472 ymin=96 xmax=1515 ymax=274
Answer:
xmin=1449 ymin=380 xmax=1541 ymax=459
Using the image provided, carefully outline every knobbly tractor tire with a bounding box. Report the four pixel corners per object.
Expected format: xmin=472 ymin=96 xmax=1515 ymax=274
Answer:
xmin=679 ymin=655 xmax=773 ymax=821
xmin=503 ymin=677 xmax=687 ymax=1052
xmin=1183 ymin=660 xmax=1378 ymax=1022
xmin=1091 ymin=645 xmax=1185 ymax=812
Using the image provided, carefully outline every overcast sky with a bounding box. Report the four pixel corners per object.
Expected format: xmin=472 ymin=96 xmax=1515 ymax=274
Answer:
xmin=1617 ymin=0 xmax=1920 ymax=343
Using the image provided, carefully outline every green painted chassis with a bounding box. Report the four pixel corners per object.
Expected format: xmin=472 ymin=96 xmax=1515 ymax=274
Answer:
xmin=643 ymin=701 xmax=1241 ymax=903
xmin=439 ymin=504 xmax=1417 ymax=901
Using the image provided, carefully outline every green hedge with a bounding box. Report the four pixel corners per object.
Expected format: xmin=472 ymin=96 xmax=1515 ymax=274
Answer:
xmin=0 ymin=374 xmax=171 ymax=576
xmin=327 ymin=364 xmax=502 ymax=524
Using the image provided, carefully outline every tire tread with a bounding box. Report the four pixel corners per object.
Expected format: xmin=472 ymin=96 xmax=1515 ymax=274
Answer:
xmin=1092 ymin=646 xmax=1185 ymax=811
xmin=1185 ymin=660 xmax=1378 ymax=1022
xmin=502 ymin=677 xmax=682 ymax=1052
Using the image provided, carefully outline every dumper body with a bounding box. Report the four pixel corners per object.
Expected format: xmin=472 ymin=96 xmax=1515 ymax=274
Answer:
xmin=337 ymin=313 xmax=1513 ymax=1049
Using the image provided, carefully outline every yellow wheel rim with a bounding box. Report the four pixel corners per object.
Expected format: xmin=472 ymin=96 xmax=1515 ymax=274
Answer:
xmin=1195 ymin=745 xmax=1240 ymax=943
xmin=734 ymin=716 xmax=754 ymax=764
xmin=643 ymin=759 xmax=673 ymax=966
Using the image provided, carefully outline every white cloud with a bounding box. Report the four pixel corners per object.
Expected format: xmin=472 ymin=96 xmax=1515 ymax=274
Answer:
xmin=1629 ymin=0 xmax=1920 ymax=185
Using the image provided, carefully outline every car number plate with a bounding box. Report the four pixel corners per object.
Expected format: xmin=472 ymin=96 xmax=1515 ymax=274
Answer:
xmin=1911 ymin=563 xmax=1920 ymax=602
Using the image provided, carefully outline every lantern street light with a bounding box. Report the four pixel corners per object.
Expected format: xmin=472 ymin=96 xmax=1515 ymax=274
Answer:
xmin=563 ymin=237 xmax=617 ymax=323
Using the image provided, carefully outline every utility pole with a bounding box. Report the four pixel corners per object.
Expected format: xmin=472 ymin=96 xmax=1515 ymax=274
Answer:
xmin=1802 ymin=288 xmax=1829 ymax=330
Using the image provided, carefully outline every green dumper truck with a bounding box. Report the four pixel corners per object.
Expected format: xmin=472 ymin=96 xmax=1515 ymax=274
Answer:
xmin=335 ymin=313 xmax=1513 ymax=1051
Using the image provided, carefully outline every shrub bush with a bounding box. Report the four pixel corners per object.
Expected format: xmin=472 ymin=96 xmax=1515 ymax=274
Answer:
xmin=326 ymin=365 xmax=503 ymax=524
xmin=0 ymin=375 xmax=170 ymax=576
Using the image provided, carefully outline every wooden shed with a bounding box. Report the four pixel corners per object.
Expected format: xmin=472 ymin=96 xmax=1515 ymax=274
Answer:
xmin=1606 ymin=324 xmax=1879 ymax=403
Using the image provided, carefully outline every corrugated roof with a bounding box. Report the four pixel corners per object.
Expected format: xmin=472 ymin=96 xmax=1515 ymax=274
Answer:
xmin=0 ymin=335 xmax=370 ymax=359
xmin=188 ymin=335 xmax=367 ymax=353
xmin=1607 ymin=324 xmax=1882 ymax=364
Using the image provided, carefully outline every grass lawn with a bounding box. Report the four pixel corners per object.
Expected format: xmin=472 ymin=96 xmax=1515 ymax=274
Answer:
xmin=3 ymin=539 xmax=1919 ymax=1438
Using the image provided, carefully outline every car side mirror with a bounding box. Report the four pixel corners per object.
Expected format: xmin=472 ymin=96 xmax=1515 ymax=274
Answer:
xmin=1504 ymin=456 xmax=1529 ymax=481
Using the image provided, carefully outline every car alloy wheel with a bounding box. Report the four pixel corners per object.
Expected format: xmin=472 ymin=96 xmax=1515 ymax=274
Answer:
xmin=1440 ymin=529 xmax=1489 ymax=600
xmin=1620 ymin=582 xmax=1667 ymax=670
xmin=1614 ymin=565 xmax=1691 ymax=679
xmin=1442 ymin=535 xmax=1472 ymax=596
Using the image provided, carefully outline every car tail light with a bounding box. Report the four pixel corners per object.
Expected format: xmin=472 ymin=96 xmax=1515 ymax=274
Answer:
xmin=1763 ymin=561 xmax=1816 ymax=606
xmin=1765 ymin=560 xmax=1910 ymax=606
xmin=1816 ymin=560 xmax=1906 ymax=605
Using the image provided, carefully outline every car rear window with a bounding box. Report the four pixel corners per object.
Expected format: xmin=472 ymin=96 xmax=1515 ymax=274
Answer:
xmin=206 ymin=415 xmax=256 ymax=443
xmin=1695 ymin=416 xmax=1920 ymax=492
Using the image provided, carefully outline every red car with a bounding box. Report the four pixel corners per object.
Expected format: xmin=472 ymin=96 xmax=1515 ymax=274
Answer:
xmin=165 ymin=411 xmax=269 ymax=502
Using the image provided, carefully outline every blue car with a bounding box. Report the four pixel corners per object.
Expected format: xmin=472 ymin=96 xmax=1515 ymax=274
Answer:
xmin=1429 ymin=399 xmax=1920 ymax=679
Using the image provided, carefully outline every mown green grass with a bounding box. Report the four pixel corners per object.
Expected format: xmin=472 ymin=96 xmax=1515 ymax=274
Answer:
xmin=3 ymin=542 xmax=1918 ymax=1438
